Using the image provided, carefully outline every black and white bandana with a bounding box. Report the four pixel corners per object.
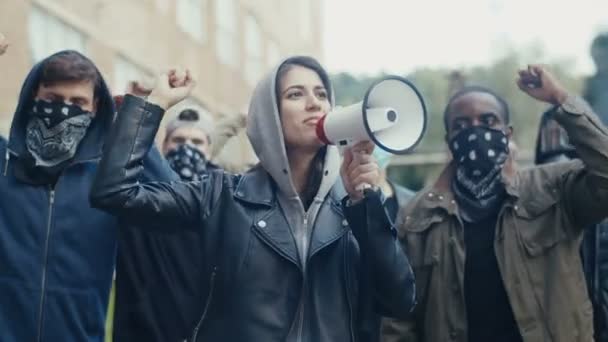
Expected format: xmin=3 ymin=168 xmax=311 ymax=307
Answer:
xmin=449 ymin=126 xmax=509 ymax=221
xmin=25 ymin=99 xmax=93 ymax=168
xmin=165 ymin=144 xmax=208 ymax=181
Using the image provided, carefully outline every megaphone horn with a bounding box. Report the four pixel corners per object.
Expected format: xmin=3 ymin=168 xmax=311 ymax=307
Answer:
xmin=315 ymin=76 xmax=427 ymax=155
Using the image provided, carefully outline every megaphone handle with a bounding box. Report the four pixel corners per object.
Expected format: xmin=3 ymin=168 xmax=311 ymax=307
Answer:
xmin=355 ymin=183 xmax=372 ymax=192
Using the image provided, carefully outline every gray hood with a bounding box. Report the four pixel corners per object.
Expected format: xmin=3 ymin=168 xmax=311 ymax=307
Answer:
xmin=246 ymin=59 xmax=341 ymax=206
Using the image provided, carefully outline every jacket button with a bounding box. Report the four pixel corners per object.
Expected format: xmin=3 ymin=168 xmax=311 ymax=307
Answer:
xmin=257 ymin=220 xmax=267 ymax=228
xmin=342 ymin=219 xmax=348 ymax=227
xmin=438 ymin=195 xmax=444 ymax=200
xmin=514 ymin=205 xmax=519 ymax=211
xmin=236 ymin=191 xmax=244 ymax=197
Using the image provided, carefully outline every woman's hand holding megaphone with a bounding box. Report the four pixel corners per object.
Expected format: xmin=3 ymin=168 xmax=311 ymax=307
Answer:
xmin=340 ymin=140 xmax=380 ymax=201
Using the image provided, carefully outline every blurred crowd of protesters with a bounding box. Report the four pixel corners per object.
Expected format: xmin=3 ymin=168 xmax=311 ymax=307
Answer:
xmin=1 ymin=28 xmax=608 ymax=342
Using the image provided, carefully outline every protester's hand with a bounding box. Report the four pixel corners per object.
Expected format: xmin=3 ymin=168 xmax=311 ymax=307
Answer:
xmin=517 ymin=65 xmax=569 ymax=106
xmin=0 ymin=32 xmax=9 ymax=56
xmin=126 ymin=79 xmax=154 ymax=98
xmin=340 ymin=141 xmax=379 ymax=201
xmin=147 ymin=68 xmax=196 ymax=110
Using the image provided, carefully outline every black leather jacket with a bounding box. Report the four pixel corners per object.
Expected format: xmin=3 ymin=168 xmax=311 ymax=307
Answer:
xmin=90 ymin=96 xmax=416 ymax=342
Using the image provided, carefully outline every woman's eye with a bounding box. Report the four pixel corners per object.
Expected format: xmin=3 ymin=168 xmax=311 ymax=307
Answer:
xmin=287 ymin=91 xmax=303 ymax=99
xmin=316 ymin=91 xmax=328 ymax=99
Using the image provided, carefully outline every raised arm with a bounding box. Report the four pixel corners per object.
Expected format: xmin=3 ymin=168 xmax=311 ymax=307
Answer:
xmin=518 ymin=65 xmax=608 ymax=229
xmin=90 ymin=70 xmax=220 ymax=230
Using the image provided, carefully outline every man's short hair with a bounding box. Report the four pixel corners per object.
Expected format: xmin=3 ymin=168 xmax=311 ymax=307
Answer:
xmin=39 ymin=50 xmax=101 ymax=98
xmin=443 ymin=86 xmax=510 ymax=131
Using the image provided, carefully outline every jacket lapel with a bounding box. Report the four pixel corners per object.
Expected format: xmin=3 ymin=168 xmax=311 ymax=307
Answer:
xmin=308 ymin=185 xmax=349 ymax=259
xmin=234 ymin=166 xmax=301 ymax=268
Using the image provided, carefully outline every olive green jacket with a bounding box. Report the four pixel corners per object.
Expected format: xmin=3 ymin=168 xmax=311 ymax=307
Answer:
xmin=383 ymin=96 xmax=608 ymax=342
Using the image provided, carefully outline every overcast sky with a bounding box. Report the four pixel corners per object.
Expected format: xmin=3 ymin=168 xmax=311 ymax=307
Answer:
xmin=323 ymin=0 xmax=608 ymax=75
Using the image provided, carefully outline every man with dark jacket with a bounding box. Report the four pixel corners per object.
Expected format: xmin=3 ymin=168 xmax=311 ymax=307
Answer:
xmin=382 ymin=65 xmax=608 ymax=342
xmin=0 ymin=47 xmax=172 ymax=341
xmin=112 ymin=102 xmax=218 ymax=342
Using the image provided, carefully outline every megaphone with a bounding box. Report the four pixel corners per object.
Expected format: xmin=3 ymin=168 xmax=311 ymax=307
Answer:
xmin=316 ymin=76 xmax=427 ymax=155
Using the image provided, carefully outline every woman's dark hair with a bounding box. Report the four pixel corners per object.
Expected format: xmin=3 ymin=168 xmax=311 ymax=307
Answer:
xmin=275 ymin=56 xmax=332 ymax=107
xmin=275 ymin=56 xmax=332 ymax=209
xmin=443 ymin=85 xmax=510 ymax=131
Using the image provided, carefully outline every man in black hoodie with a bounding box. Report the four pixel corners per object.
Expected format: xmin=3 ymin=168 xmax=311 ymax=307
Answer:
xmin=0 ymin=44 xmax=173 ymax=341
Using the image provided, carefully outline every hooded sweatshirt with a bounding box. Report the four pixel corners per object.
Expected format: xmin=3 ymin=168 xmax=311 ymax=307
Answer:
xmin=245 ymin=60 xmax=346 ymax=341
xmin=246 ymin=59 xmax=342 ymax=270
xmin=0 ymin=50 xmax=173 ymax=342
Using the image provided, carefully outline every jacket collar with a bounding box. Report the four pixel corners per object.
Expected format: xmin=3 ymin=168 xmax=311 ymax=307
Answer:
xmin=234 ymin=164 xmax=349 ymax=269
xmin=233 ymin=164 xmax=275 ymax=207
xmin=402 ymin=156 xmax=520 ymax=233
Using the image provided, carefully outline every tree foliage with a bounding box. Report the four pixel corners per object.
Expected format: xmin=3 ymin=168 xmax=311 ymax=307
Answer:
xmin=330 ymin=48 xmax=585 ymax=190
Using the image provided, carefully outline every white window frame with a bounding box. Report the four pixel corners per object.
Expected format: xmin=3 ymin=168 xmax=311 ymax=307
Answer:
xmin=245 ymin=15 xmax=264 ymax=85
xmin=113 ymin=56 xmax=151 ymax=94
xmin=176 ymin=0 xmax=207 ymax=42
xmin=267 ymin=40 xmax=281 ymax=68
xmin=215 ymin=0 xmax=239 ymax=67
xmin=28 ymin=6 xmax=86 ymax=63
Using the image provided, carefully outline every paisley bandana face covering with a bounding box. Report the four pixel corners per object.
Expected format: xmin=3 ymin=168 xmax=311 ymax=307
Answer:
xmin=25 ymin=99 xmax=93 ymax=167
xmin=449 ymin=126 xmax=509 ymax=221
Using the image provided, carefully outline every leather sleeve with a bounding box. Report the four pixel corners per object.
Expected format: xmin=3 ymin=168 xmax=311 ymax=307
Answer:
xmin=90 ymin=95 xmax=223 ymax=231
xmin=343 ymin=190 xmax=416 ymax=319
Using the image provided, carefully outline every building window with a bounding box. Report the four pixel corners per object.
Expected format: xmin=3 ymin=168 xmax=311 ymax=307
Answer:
xmin=176 ymin=0 xmax=206 ymax=42
xmin=267 ymin=40 xmax=281 ymax=68
xmin=299 ymin=0 xmax=312 ymax=41
xmin=215 ymin=0 xmax=238 ymax=67
xmin=28 ymin=6 xmax=86 ymax=63
xmin=245 ymin=15 xmax=263 ymax=85
xmin=156 ymin=0 xmax=170 ymax=14
xmin=113 ymin=56 xmax=151 ymax=94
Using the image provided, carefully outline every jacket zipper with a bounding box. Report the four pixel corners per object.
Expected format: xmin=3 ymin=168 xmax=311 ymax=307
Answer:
xmin=296 ymin=212 xmax=310 ymax=342
xmin=344 ymin=238 xmax=356 ymax=342
xmin=190 ymin=267 xmax=217 ymax=342
xmin=3 ymin=149 xmax=9 ymax=176
xmin=36 ymin=188 xmax=55 ymax=342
